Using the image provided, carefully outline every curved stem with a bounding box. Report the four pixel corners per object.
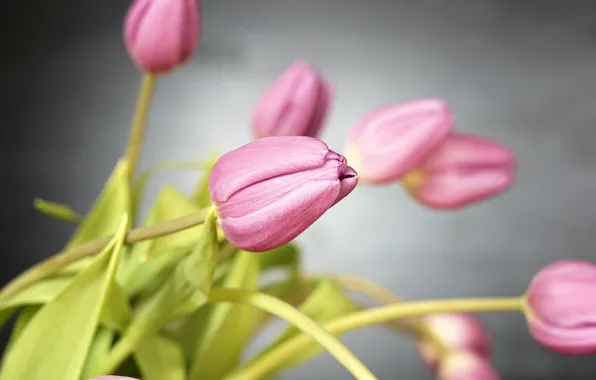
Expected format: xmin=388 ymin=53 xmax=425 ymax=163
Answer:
xmin=0 ymin=207 xmax=212 ymax=302
xmin=231 ymin=297 xmax=524 ymax=379
xmin=125 ymin=74 xmax=156 ymax=181
xmin=327 ymin=274 xmax=448 ymax=353
xmin=209 ymin=288 xmax=377 ymax=380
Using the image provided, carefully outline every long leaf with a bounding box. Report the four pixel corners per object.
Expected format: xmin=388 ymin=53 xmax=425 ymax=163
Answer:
xmin=81 ymin=327 xmax=115 ymax=379
xmin=188 ymin=251 xmax=260 ymax=380
xmin=134 ymin=334 xmax=186 ymax=380
xmin=0 ymin=275 xmax=71 ymax=314
xmin=191 ymin=150 xmax=219 ymax=208
xmin=131 ymin=160 xmax=208 ymax=220
xmin=66 ymin=160 xmax=130 ymax=248
xmin=0 ymin=216 xmax=129 ymax=380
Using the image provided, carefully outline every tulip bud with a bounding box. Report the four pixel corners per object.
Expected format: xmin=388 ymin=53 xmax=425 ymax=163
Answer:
xmin=344 ymin=99 xmax=454 ymax=184
xmin=418 ymin=313 xmax=492 ymax=368
xmin=251 ymin=61 xmax=331 ymax=139
xmin=88 ymin=377 xmax=138 ymax=380
xmin=438 ymin=351 xmax=500 ymax=380
xmin=123 ymin=0 xmax=200 ymax=73
xmin=402 ymin=133 xmax=516 ymax=210
xmin=524 ymin=260 xmax=596 ymax=355
xmin=208 ymin=136 xmax=358 ymax=252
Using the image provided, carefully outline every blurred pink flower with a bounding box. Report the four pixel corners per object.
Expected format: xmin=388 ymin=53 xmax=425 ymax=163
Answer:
xmin=403 ymin=132 xmax=516 ymax=209
xmin=525 ymin=259 xmax=596 ymax=355
xmin=124 ymin=0 xmax=200 ymax=73
xmin=208 ymin=136 xmax=358 ymax=252
xmin=345 ymin=99 xmax=454 ymax=184
xmin=419 ymin=313 xmax=492 ymax=368
xmin=438 ymin=351 xmax=500 ymax=380
xmin=252 ymin=61 xmax=331 ymax=138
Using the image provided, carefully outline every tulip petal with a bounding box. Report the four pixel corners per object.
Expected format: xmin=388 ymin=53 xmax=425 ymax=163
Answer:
xmin=209 ymin=136 xmax=330 ymax=202
xmin=527 ymin=260 xmax=596 ymax=327
xmin=252 ymin=61 xmax=322 ymax=138
xmin=220 ymin=179 xmax=340 ymax=252
xmin=411 ymin=167 xmax=514 ymax=209
xmin=303 ymin=80 xmax=332 ymax=138
xmin=527 ymin=316 xmax=596 ymax=355
xmin=346 ymin=99 xmax=453 ymax=183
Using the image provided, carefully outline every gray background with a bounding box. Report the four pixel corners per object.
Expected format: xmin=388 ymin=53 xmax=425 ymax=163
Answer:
xmin=3 ymin=0 xmax=596 ymax=378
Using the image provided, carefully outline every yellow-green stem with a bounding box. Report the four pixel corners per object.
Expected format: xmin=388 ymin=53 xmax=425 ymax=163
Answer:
xmin=326 ymin=273 xmax=448 ymax=354
xmin=230 ymin=297 xmax=524 ymax=379
xmin=0 ymin=207 xmax=211 ymax=302
xmin=209 ymin=288 xmax=377 ymax=380
xmin=125 ymin=73 xmax=156 ymax=181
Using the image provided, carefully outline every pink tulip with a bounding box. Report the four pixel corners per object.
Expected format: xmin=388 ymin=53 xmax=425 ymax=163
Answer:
xmin=344 ymin=99 xmax=454 ymax=184
xmin=438 ymin=351 xmax=500 ymax=380
xmin=525 ymin=260 xmax=596 ymax=355
xmin=418 ymin=313 xmax=492 ymax=368
xmin=124 ymin=0 xmax=200 ymax=73
xmin=252 ymin=61 xmax=331 ymax=138
xmin=402 ymin=133 xmax=516 ymax=210
xmin=208 ymin=136 xmax=358 ymax=252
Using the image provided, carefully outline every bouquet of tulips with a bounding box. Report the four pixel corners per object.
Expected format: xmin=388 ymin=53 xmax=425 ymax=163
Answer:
xmin=1 ymin=1 xmax=593 ymax=380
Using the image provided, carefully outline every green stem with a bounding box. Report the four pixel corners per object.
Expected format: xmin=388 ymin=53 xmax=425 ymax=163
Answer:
xmin=229 ymin=297 xmax=524 ymax=379
xmin=326 ymin=273 xmax=448 ymax=355
xmin=209 ymin=288 xmax=377 ymax=380
xmin=0 ymin=207 xmax=212 ymax=302
xmin=125 ymin=74 xmax=156 ymax=181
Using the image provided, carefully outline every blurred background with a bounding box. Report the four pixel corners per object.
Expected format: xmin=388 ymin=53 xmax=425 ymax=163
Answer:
xmin=3 ymin=0 xmax=596 ymax=378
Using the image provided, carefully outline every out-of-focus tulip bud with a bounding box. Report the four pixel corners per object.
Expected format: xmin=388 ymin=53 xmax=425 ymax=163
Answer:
xmin=123 ymin=0 xmax=200 ymax=73
xmin=251 ymin=61 xmax=331 ymax=139
xmin=418 ymin=313 xmax=492 ymax=368
xmin=344 ymin=99 xmax=454 ymax=184
xmin=402 ymin=133 xmax=516 ymax=210
xmin=524 ymin=259 xmax=596 ymax=355
xmin=208 ymin=136 xmax=358 ymax=252
xmin=438 ymin=351 xmax=500 ymax=380
xmin=88 ymin=377 xmax=139 ymax=380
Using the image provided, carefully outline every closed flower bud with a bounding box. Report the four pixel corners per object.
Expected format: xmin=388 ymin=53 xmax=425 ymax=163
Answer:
xmin=123 ymin=0 xmax=200 ymax=73
xmin=344 ymin=99 xmax=454 ymax=184
xmin=418 ymin=313 xmax=492 ymax=368
xmin=252 ymin=61 xmax=331 ymax=139
xmin=88 ymin=377 xmax=139 ymax=380
xmin=403 ymin=133 xmax=516 ymax=210
xmin=438 ymin=351 xmax=500 ymax=380
xmin=208 ymin=136 xmax=358 ymax=252
xmin=525 ymin=260 xmax=596 ymax=355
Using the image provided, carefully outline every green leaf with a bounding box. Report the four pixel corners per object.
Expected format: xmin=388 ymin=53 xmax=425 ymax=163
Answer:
xmin=66 ymin=159 xmax=130 ymax=248
xmin=187 ymin=251 xmax=260 ymax=380
xmin=249 ymin=280 xmax=357 ymax=374
xmin=0 ymin=275 xmax=71 ymax=311
xmin=122 ymin=244 xmax=193 ymax=298
xmin=132 ymin=160 xmax=209 ymax=219
xmin=33 ymin=198 xmax=82 ymax=224
xmin=258 ymin=243 xmax=300 ymax=276
xmin=101 ymin=281 xmax=133 ymax=332
xmin=191 ymin=150 xmax=219 ymax=208
xmin=134 ymin=334 xmax=186 ymax=380
xmin=113 ymin=209 xmax=219 ymax=354
xmin=80 ymin=327 xmax=115 ymax=379
xmin=0 ymin=216 xmax=129 ymax=380
xmin=119 ymin=185 xmax=204 ymax=287
xmin=2 ymin=305 xmax=41 ymax=361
